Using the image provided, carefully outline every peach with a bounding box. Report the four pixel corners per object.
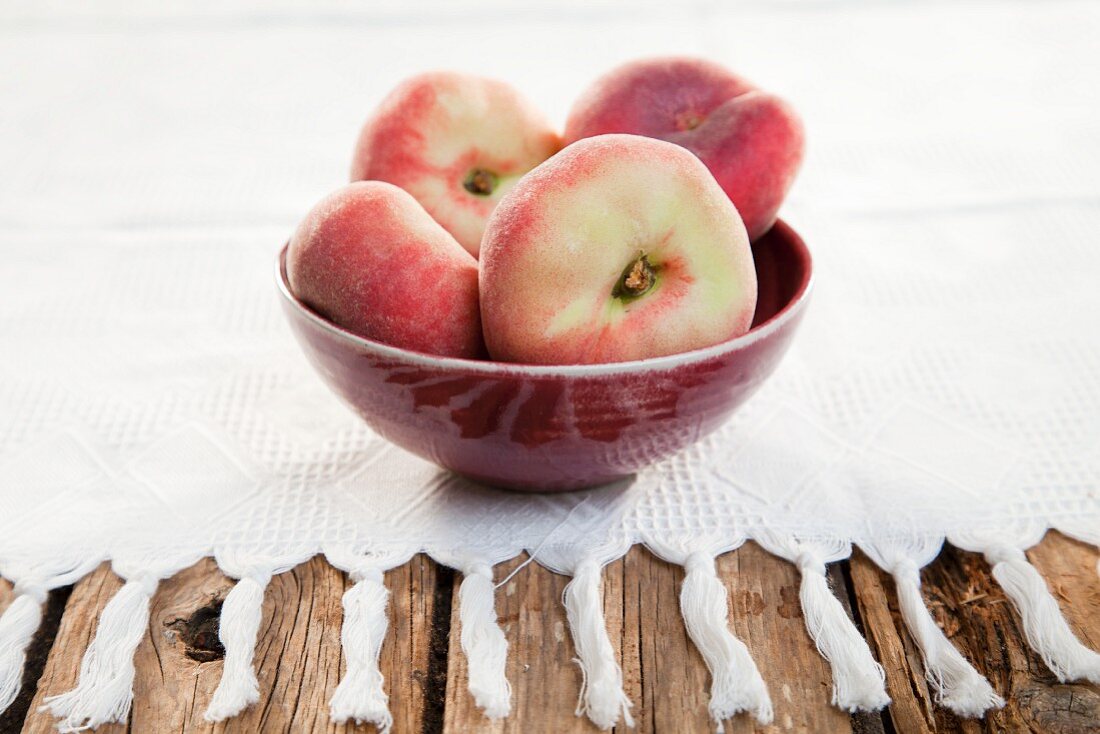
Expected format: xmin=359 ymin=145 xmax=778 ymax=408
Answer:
xmin=350 ymin=72 xmax=562 ymax=257
xmin=564 ymin=57 xmax=804 ymax=241
xmin=479 ymin=134 xmax=757 ymax=365
xmin=287 ymin=181 xmax=484 ymax=358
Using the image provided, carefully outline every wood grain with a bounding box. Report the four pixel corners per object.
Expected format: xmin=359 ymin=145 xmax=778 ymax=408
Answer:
xmin=441 ymin=553 xmax=606 ymax=734
xmin=23 ymin=563 xmax=127 ymax=734
xmin=128 ymin=555 xmax=345 ymax=733
xmin=442 ymin=543 xmax=859 ymax=734
xmin=851 ymin=531 xmax=1100 ymax=734
xmin=19 ymin=555 xmax=441 ymax=734
xmin=721 ymin=542 xmax=858 ymax=734
xmin=8 ymin=534 xmax=1098 ymax=733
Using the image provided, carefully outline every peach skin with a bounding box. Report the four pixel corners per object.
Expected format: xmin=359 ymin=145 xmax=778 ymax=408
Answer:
xmin=564 ymin=57 xmax=804 ymax=241
xmin=479 ymin=134 xmax=757 ymax=365
xmin=287 ymin=181 xmax=484 ymax=359
xmin=351 ymin=72 xmax=562 ymax=257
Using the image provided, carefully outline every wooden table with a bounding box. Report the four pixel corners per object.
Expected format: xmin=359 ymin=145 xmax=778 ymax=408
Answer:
xmin=1 ymin=532 xmax=1097 ymax=733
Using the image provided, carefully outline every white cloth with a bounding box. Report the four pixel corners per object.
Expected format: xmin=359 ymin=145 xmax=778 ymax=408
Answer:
xmin=1 ymin=1 xmax=1098 ymax=730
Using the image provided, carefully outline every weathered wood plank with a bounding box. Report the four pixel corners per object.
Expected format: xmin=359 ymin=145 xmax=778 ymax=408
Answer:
xmin=851 ymin=531 xmax=1100 ymax=734
xmin=442 ymin=553 xmax=606 ymax=733
xmin=386 ymin=553 xmax=449 ymax=734
xmin=1027 ymin=532 xmax=1100 ymax=651
xmin=23 ymin=563 xmax=127 ymax=734
xmin=20 ymin=555 xmax=441 ymax=734
xmin=140 ymin=556 xmax=437 ymax=734
xmin=16 ymin=533 xmax=1097 ymax=733
xmin=847 ymin=549 xmax=934 ymax=734
xmin=722 ymin=542 xmax=855 ymax=734
xmin=622 ymin=548 xmax=711 ymax=733
xmin=443 ymin=544 xmax=858 ymax=733
xmin=127 ymin=557 xmax=232 ymax=732
xmin=125 ymin=556 xmax=346 ymax=733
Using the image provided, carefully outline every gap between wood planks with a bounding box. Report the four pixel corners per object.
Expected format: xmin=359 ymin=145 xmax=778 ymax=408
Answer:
xmin=0 ymin=585 xmax=70 ymax=732
xmin=4 ymin=532 xmax=1099 ymax=733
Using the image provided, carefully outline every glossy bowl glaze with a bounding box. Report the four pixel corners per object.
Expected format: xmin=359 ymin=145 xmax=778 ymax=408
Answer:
xmin=277 ymin=220 xmax=813 ymax=491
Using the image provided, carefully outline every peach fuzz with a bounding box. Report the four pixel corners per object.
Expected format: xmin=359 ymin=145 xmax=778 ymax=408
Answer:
xmin=286 ymin=181 xmax=484 ymax=359
xmin=479 ymin=134 xmax=757 ymax=365
xmin=564 ymin=57 xmax=804 ymax=241
xmin=350 ymin=72 xmax=562 ymax=257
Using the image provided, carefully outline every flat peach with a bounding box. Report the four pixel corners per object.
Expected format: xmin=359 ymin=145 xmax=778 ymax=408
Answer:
xmin=287 ymin=181 xmax=483 ymax=358
xmin=479 ymin=134 xmax=757 ymax=365
xmin=565 ymin=57 xmax=804 ymax=241
xmin=351 ymin=72 xmax=561 ymax=257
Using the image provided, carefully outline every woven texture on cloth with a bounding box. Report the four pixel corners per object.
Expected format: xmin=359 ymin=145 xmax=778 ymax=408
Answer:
xmin=1 ymin=1 xmax=1098 ymax=730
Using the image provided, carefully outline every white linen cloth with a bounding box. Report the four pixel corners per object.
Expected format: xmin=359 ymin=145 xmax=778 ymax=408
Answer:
xmin=1 ymin=1 xmax=1098 ymax=730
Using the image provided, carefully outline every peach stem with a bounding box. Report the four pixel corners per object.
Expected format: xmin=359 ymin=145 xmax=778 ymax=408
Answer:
xmin=463 ymin=169 xmax=497 ymax=196
xmin=614 ymin=254 xmax=656 ymax=299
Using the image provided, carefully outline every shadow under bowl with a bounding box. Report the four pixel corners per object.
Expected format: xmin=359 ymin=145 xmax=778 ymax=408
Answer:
xmin=277 ymin=220 xmax=813 ymax=491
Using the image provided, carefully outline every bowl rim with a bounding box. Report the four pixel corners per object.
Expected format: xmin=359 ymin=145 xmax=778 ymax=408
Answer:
xmin=276 ymin=219 xmax=814 ymax=377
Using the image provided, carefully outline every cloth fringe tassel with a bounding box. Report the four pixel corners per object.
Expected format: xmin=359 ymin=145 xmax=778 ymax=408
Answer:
xmin=563 ymin=559 xmax=633 ymax=730
xmin=204 ymin=571 xmax=273 ymax=722
xmin=329 ymin=568 xmax=393 ymax=733
xmin=20 ymin=540 xmax=1100 ymax=731
xmin=456 ymin=561 xmax=510 ymax=718
xmin=0 ymin=585 xmax=46 ymax=713
xmin=680 ymin=551 xmax=773 ymax=730
xmin=985 ymin=546 xmax=1100 ymax=684
xmin=795 ymin=551 xmax=891 ymax=712
xmin=891 ymin=559 xmax=1003 ymax=716
xmin=41 ymin=575 xmax=158 ymax=732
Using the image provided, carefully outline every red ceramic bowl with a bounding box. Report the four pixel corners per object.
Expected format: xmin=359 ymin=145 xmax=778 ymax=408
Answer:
xmin=277 ymin=220 xmax=812 ymax=491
